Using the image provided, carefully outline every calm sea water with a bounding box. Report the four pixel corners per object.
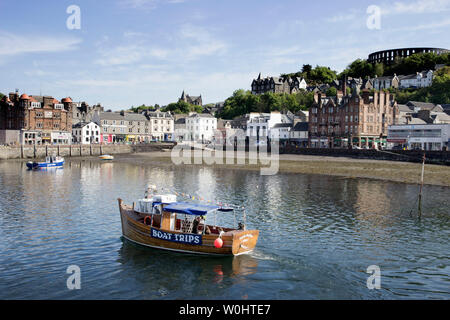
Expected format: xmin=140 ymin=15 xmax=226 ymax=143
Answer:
xmin=0 ymin=156 xmax=449 ymax=299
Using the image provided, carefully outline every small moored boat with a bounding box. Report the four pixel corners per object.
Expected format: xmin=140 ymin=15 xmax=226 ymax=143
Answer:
xmin=26 ymin=156 xmax=64 ymax=170
xmin=118 ymin=186 xmax=259 ymax=256
xmin=99 ymin=154 xmax=114 ymax=160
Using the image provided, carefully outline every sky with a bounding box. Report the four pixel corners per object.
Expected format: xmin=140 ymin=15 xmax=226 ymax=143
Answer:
xmin=0 ymin=0 xmax=449 ymax=110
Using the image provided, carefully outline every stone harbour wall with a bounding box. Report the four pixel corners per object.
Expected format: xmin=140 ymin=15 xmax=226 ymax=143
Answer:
xmin=0 ymin=143 xmax=175 ymax=160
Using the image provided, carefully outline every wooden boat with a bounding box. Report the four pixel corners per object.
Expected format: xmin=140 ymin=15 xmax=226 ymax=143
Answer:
xmin=118 ymin=191 xmax=259 ymax=256
xmin=99 ymin=154 xmax=114 ymax=160
xmin=26 ymin=156 xmax=64 ymax=170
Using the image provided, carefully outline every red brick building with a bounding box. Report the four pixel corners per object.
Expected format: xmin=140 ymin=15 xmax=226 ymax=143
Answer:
xmin=309 ymin=88 xmax=399 ymax=149
xmin=0 ymin=92 xmax=73 ymax=145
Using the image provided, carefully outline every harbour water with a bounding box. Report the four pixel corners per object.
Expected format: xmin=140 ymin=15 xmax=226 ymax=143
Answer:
xmin=0 ymin=157 xmax=449 ymax=299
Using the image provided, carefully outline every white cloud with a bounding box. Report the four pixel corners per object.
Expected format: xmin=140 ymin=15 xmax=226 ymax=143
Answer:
xmin=382 ymin=0 xmax=450 ymax=15
xmin=95 ymin=45 xmax=146 ymax=66
xmin=120 ymin=0 xmax=186 ymax=10
xmin=178 ymin=24 xmax=227 ymax=60
xmin=0 ymin=31 xmax=81 ymax=56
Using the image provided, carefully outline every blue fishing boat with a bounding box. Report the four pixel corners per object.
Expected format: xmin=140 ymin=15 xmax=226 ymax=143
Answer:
xmin=26 ymin=156 xmax=65 ymax=170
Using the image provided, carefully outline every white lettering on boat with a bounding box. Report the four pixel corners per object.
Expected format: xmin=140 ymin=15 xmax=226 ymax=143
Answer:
xmin=151 ymin=228 xmax=202 ymax=245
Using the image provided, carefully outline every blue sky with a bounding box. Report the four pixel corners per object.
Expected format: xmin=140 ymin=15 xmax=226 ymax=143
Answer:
xmin=1 ymin=0 xmax=449 ymax=110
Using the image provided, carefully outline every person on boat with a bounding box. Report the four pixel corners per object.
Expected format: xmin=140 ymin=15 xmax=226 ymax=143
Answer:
xmin=204 ymin=226 xmax=211 ymax=235
xmin=238 ymin=222 xmax=245 ymax=230
xmin=192 ymin=216 xmax=200 ymax=234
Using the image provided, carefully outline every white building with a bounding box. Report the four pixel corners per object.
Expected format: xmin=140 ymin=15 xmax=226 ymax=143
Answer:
xmin=399 ymin=70 xmax=434 ymax=89
xmin=246 ymin=111 xmax=292 ymax=140
xmin=72 ymin=122 xmax=100 ymax=144
xmin=270 ymin=123 xmax=292 ymax=140
xmin=145 ymin=110 xmax=174 ymax=141
xmin=289 ymin=122 xmax=309 ymax=147
xmin=387 ymin=124 xmax=450 ymax=151
xmin=185 ymin=113 xmax=217 ymax=142
xmin=371 ymin=74 xmax=400 ymax=90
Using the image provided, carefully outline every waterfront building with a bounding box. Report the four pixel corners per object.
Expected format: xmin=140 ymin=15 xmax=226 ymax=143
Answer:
xmin=0 ymin=91 xmax=72 ymax=145
xmin=308 ymin=87 xmax=399 ymax=149
xmin=387 ymin=123 xmax=450 ymax=150
xmin=93 ymin=111 xmax=127 ymax=143
xmin=185 ymin=113 xmax=217 ymax=142
xmin=143 ymin=110 xmax=174 ymax=141
xmin=270 ymin=123 xmax=292 ymax=141
xmin=179 ymin=91 xmax=202 ymax=106
xmin=289 ymin=122 xmax=309 ymax=147
xmin=246 ymin=112 xmax=293 ymax=141
xmin=72 ymin=121 xmax=100 ymax=144
xmin=251 ymin=73 xmax=307 ymax=95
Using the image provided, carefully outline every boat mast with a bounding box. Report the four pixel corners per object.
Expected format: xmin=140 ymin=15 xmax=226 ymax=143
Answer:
xmin=418 ymin=153 xmax=425 ymax=220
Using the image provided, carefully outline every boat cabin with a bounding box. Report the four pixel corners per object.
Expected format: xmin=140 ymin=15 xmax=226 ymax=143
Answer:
xmin=136 ymin=195 xmax=235 ymax=235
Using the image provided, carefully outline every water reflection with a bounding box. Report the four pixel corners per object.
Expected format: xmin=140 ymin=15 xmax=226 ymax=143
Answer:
xmin=116 ymin=239 xmax=259 ymax=299
xmin=0 ymin=158 xmax=448 ymax=299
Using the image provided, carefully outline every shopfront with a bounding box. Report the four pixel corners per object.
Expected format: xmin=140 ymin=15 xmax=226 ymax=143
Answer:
xmin=51 ymin=132 xmax=71 ymax=145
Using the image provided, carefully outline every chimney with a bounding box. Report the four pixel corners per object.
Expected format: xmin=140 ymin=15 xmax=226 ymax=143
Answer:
xmin=362 ymin=89 xmax=370 ymax=104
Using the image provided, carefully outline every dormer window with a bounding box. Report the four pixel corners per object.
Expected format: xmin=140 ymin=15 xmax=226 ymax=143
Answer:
xmin=54 ymin=103 xmax=63 ymax=110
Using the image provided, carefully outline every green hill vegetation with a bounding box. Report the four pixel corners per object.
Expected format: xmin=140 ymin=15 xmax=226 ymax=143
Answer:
xmin=281 ymin=64 xmax=338 ymax=85
xmin=216 ymin=89 xmax=314 ymax=120
xmin=389 ymin=66 xmax=450 ymax=104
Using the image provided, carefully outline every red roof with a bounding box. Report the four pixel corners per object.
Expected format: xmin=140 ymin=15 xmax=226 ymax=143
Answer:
xmin=62 ymin=97 xmax=72 ymax=103
xmin=20 ymin=94 xmax=30 ymax=100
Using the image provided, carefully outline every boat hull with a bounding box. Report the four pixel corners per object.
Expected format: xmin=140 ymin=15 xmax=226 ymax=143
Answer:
xmin=118 ymin=199 xmax=259 ymax=256
xmin=27 ymin=160 xmax=64 ymax=169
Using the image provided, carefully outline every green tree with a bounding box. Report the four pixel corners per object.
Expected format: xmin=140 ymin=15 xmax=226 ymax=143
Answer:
xmin=326 ymin=87 xmax=337 ymax=97
xmin=309 ymin=66 xmax=337 ymax=84
xmin=374 ymin=63 xmax=384 ymax=77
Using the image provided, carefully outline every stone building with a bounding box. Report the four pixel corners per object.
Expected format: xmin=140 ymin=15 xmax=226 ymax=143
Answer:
xmin=179 ymin=91 xmax=202 ymax=106
xmin=72 ymin=102 xmax=104 ymax=126
xmin=308 ymin=86 xmax=399 ymax=149
xmin=251 ymin=73 xmax=307 ymax=95
xmin=93 ymin=110 xmax=174 ymax=143
xmin=0 ymin=91 xmax=73 ymax=145
xmin=143 ymin=110 xmax=174 ymax=141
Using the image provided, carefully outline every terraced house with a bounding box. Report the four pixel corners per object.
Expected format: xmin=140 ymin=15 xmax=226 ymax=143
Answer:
xmin=0 ymin=91 xmax=73 ymax=145
xmin=93 ymin=110 xmax=174 ymax=143
xmin=251 ymin=73 xmax=307 ymax=95
xmin=309 ymin=86 xmax=399 ymax=149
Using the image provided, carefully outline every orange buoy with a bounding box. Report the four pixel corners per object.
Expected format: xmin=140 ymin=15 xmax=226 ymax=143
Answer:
xmin=214 ymin=237 xmax=223 ymax=248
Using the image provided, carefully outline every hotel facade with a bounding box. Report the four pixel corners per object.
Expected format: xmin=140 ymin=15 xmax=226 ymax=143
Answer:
xmin=0 ymin=92 xmax=73 ymax=145
xmin=308 ymin=89 xmax=399 ymax=148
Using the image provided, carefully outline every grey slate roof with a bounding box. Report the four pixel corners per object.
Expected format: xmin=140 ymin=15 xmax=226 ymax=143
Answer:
xmin=272 ymin=123 xmax=293 ymax=128
xmin=397 ymin=104 xmax=414 ymax=112
xmin=99 ymin=112 xmax=125 ymax=121
xmin=292 ymin=122 xmax=309 ymax=131
xmin=406 ymin=101 xmax=436 ymax=110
